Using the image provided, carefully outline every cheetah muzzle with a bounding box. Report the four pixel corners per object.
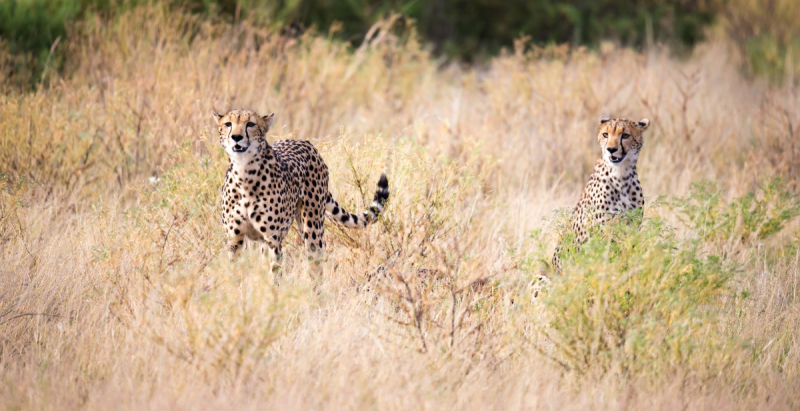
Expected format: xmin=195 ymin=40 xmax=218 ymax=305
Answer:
xmin=214 ymin=108 xmax=390 ymax=276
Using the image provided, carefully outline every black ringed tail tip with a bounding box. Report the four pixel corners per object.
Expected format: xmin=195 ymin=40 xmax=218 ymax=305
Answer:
xmin=373 ymin=172 xmax=390 ymax=206
xmin=326 ymin=171 xmax=389 ymax=229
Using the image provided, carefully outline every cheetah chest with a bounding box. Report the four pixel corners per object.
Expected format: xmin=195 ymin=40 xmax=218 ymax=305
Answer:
xmin=223 ymin=162 xmax=299 ymax=243
xmin=610 ymin=185 xmax=635 ymax=213
xmin=605 ymin=171 xmax=642 ymax=214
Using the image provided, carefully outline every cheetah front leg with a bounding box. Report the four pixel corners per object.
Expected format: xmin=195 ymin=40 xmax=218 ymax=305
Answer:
xmin=260 ymin=239 xmax=283 ymax=283
xmin=227 ymin=234 xmax=245 ymax=260
xmin=223 ymin=210 xmax=249 ymax=260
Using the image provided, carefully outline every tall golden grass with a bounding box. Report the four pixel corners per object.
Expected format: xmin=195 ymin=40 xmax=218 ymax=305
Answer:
xmin=1 ymin=5 xmax=800 ymax=409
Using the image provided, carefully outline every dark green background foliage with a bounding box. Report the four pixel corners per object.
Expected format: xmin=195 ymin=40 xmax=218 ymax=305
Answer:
xmin=1 ymin=0 xmax=714 ymax=84
xmin=0 ymin=0 xmax=116 ymax=82
xmin=188 ymin=0 xmax=714 ymax=57
xmin=294 ymin=0 xmax=711 ymax=60
xmin=214 ymin=0 xmax=714 ymax=58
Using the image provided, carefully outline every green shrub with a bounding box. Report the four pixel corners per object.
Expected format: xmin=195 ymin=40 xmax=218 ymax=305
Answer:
xmin=537 ymin=179 xmax=800 ymax=377
xmin=667 ymin=178 xmax=800 ymax=245
xmin=541 ymin=212 xmax=734 ymax=376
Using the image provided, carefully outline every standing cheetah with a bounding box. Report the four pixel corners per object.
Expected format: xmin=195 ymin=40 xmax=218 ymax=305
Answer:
xmin=553 ymin=115 xmax=650 ymax=267
xmin=215 ymin=109 xmax=390 ymax=275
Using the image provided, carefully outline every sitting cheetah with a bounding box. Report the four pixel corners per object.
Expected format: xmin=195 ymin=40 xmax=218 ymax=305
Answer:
xmin=214 ymin=109 xmax=390 ymax=274
xmin=553 ymin=115 xmax=650 ymax=268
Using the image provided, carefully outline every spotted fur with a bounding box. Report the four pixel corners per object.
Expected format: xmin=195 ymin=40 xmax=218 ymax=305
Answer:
xmin=553 ymin=115 xmax=650 ymax=268
xmin=215 ymin=109 xmax=390 ymax=273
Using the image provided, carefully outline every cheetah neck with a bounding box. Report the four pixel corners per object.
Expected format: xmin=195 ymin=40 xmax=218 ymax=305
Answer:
xmin=227 ymin=145 xmax=277 ymax=191
xmin=603 ymin=157 xmax=637 ymax=182
xmin=229 ymin=150 xmax=260 ymax=176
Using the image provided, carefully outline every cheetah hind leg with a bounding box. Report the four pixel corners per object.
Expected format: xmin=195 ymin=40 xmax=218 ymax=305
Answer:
xmin=296 ymin=202 xmax=326 ymax=284
xmin=304 ymin=232 xmax=325 ymax=285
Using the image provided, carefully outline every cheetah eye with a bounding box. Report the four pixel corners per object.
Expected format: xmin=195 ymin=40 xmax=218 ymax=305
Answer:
xmin=622 ymin=133 xmax=630 ymax=139
xmin=602 ymin=133 xmax=609 ymax=139
xmin=224 ymin=122 xmax=232 ymax=128
xmin=246 ymin=122 xmax=256 ymax=128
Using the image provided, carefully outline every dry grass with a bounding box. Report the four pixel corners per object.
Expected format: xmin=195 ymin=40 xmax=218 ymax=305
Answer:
xmin=1 ymin=6 xmax=800 ymax=410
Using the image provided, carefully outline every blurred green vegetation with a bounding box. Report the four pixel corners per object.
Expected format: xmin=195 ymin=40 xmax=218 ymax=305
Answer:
xmin=719 ymin=0 xmax=800 ymax=85
xmin=0 ymin=0 xmax=124 ymax=84
xmin=222 ymin=0 xmax=715 ymax=57
xmin=1 ymin=0 xmax=799 ymax=87
xmin=0 ymin=0 xmax=76 ymax=84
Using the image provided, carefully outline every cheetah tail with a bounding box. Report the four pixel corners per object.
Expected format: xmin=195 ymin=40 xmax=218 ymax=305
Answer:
xmin=327 ymin=172 xmax=390 ymax=229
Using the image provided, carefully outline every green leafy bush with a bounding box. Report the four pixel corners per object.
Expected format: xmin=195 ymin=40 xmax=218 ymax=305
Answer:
xmin=542 ymin=212 xmax=734 ymax=376
xmin=538 ymin=179 xmax=800 ymax=377
xmin=667 ymin=179 xmax=800 ymax=245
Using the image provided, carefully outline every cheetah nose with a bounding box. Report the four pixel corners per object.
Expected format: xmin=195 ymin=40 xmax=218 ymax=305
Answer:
xmin=231 ymin=134 xmax=244 ymax=143
xmin=607 ymin=147 xmax=618 ymax=154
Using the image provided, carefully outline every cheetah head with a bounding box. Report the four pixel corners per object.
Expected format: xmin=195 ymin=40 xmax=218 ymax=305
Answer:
xmin=597 ymin=116 xmax=650 ymax=167
xmin=213 ymin=109 xmax=274 ymax=162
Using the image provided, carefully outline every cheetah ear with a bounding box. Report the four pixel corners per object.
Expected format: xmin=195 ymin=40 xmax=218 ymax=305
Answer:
xmin=637 ymin=118 xmax=650 ymax=129
xmin=599 ymin=115 xmax=611 ymax=124
xmin=262 ymin=113 xmax=275 ymax=128
xmin=212 ymin=111 xmax=224 ymax=123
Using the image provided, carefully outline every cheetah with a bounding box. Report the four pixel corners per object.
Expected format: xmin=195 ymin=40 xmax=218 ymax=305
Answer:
xmin=215 ymin=109 xmax=390 ymax=275
xmin=552 ymin=115 xmax=650 ymax=268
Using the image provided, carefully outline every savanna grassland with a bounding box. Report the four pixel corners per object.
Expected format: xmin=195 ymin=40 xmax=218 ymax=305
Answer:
xmin=2 ymin=5 xmax=800 ymax=410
